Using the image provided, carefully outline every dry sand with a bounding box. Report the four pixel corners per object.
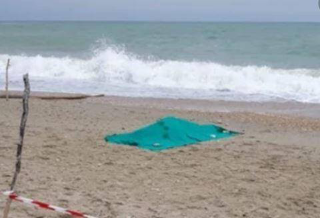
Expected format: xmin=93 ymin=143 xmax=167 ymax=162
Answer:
xmin=1 ymin=95 xmax=320 ymax=218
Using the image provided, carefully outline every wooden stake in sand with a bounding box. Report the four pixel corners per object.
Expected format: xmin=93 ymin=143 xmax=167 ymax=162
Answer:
xmin=5 ymin=59 xmax=10 ymax=101
xmin=2 ymin=74 xmax=30 ymax=218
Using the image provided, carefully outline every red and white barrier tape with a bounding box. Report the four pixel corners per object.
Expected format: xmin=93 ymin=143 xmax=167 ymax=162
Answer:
xmin=2 ymin=191 xmax=97 ymax=218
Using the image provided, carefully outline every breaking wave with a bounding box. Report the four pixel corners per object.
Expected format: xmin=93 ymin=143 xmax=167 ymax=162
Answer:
xmin=1 ymin=46 xmax=320 ymax=103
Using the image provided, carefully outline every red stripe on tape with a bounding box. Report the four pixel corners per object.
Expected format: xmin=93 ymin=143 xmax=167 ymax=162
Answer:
xmin=32 ymin=200 xmax=55 ymax=211
xmin=67 ymin=209 xmax=86 ymax=217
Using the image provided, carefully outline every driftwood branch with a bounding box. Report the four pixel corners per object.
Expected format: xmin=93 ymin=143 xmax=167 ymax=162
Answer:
xmin=5 ymin=59 xmax=10 ymax=101
xmin=0 ymin=93 xmax=104 ymax=100
xmin=3 ymin=74 xmax=30 ymax=218
xmin=38 ymin=94 xmax=104 ymax=100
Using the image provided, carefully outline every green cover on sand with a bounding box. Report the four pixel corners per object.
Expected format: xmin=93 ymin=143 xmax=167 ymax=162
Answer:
xmin=105 ymin=117 xmax=238 ymax=151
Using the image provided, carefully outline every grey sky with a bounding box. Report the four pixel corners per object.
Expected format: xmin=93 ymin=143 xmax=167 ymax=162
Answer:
xmin=1 ymin=0 xmax=319 ymax=22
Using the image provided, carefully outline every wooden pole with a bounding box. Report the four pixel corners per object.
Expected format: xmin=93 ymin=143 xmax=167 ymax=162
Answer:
xmin=2 ymin=74 xmax=30 ymax=218
xmin=5 ymin=59 xmax=10 ymax=101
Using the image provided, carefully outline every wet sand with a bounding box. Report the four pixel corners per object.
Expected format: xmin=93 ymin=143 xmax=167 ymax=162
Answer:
xmin=1 ymin=95 xmax=320 ymax=218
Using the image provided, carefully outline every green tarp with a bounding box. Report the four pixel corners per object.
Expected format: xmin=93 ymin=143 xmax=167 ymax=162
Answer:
xmin=105 ymin=116 xmax=238 ymax=151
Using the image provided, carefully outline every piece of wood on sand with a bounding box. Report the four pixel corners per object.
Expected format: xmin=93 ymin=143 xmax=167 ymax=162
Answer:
xmin=0 ymin=92 xmax=104 ymax=100
xmin=2 ymin=74 xmax=30 ymax=218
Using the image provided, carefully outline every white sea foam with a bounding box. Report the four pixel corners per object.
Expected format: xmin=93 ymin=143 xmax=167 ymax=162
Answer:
xmin=1 ymin=46 xmax=320 ymax=103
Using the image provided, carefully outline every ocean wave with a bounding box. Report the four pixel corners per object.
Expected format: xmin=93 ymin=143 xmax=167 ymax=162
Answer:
xmin=1 ymin=46 xmax=320 ymax=103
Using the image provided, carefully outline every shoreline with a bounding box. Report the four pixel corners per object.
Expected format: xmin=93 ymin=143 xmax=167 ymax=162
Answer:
xmin=2 ymin=90 xmax=320 ymax=119
xmin=97 ymin=95 xmax=320 ymax=119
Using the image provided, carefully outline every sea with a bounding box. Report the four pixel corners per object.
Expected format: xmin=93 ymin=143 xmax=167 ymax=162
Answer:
xmin=0 ymin=21 xmax=320 ymax=103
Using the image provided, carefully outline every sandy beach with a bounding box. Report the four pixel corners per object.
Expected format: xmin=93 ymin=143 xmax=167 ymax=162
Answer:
xmin=1 ymin=94 xmax=320 ymax=218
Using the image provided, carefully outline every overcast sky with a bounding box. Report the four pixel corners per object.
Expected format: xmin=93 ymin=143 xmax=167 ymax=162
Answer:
xmin=1 ymin=0 xmax=319 ymax=22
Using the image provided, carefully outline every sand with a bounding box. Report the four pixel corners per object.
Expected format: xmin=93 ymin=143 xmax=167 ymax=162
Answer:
xmin=1 ymin=95 xmax=320 ymax=218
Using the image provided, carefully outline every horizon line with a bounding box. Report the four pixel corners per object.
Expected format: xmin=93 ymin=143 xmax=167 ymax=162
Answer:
xmin=1 ymin=19 xmax=320 ymax=23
